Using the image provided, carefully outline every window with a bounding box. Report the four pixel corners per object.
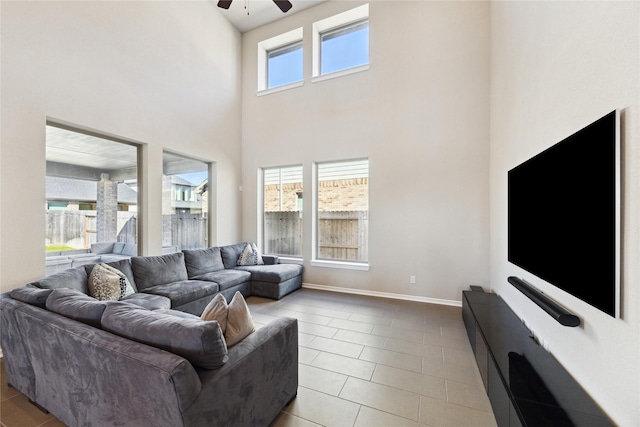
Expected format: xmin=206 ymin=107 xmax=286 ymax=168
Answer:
xmin=45 ymin=124 xmax=139 ymax=270
xmin=313 ymin=4 xmax=369 ymax=80
xmin=258 ymin=28 xmax=303 ymax=93
xmin=315 ymin=159 xmax=369 ymax=265
xmin=162 ymin=152 xmax=210 ymax=250
xmin=267 ymin=42 xmax=303 ymax=89
xmin=263 ymin=165 xmax=303 ymax=258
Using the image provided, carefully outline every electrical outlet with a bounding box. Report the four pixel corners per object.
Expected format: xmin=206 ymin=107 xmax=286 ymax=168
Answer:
xmin=410 ymin=276 xmax=416 ymax=284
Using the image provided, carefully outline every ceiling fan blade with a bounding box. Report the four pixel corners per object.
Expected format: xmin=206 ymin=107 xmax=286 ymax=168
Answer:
xmin=273 ymin=0 xmax=293 ymax=13
xmin=217 ymin=0 xmax=233 ymax=9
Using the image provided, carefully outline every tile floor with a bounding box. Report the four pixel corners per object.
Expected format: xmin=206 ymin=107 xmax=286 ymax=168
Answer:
xmin=1 ymin=288 xmax=496 ymax=427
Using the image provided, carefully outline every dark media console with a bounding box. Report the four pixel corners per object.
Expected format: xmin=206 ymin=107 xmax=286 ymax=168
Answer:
xmin=462 ymin=289 xmax=613 ymax=427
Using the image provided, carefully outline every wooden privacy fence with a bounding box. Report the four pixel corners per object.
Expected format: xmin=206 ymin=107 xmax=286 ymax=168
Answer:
xmin=46 ymin=211 xmax=206 ymax=250
xmin=46 ymin=211 xmax=137 ymax=249
xmin=264 ymin=210 xmax=368 ymax=261
xmin=162 ymin=213 xmax=207 ymax=250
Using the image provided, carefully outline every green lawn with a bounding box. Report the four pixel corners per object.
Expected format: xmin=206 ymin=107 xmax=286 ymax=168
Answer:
xmin=46 ymin=244 xmax=76 ymax=252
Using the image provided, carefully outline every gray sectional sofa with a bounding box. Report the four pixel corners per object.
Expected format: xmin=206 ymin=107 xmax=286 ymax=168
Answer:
xmin=0 ymin=242 xmax=303 ymax=427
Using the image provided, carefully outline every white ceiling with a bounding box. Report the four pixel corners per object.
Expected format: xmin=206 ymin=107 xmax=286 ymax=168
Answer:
xmin=216 ymin=0 xmax=325 ymax=33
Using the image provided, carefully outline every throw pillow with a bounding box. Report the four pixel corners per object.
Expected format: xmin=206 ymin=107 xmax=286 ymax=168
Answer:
xmin=225 ymin=291 xmax=256 ymax=347
xmin=236 ymin=242 xmax=265 ymax=266
xmin=88 ymin=264 xmax=123 ymax=301
xmin=200 ymin=293 xmax=228 ymax=332
xmin=100 ymin=263 xmax=135 ymax=298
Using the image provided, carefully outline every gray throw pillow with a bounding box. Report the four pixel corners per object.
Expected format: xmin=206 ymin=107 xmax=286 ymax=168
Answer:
xmin=102 ymin=302 xmax=228 ymax=369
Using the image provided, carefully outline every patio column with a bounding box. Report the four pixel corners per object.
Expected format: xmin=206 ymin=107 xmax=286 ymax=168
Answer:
xmin=96 ymin=173 xmax=118 ymax=243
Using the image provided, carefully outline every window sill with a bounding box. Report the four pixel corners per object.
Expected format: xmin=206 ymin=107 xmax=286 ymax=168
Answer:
xmin=311 ymin=64 xmax=370 ymax=84
xmin=311 ymin=259 xmax=370 ymax=271
xmin=257 ymin=81 xmax=304 ymax=97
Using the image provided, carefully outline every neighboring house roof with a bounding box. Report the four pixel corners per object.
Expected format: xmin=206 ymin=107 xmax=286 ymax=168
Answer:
xmin=46 ymin=176 xmax=138 ymax=205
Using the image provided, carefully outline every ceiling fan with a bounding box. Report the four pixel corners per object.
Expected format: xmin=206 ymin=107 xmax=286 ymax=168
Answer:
xmin=217 ymin=0 xmax=293 ymax=13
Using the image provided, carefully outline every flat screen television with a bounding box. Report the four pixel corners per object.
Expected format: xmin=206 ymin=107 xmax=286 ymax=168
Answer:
xmin=508 ymin=110 xmax=620 ymax=318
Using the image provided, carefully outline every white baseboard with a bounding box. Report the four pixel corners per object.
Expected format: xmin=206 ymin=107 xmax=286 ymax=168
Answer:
xmin=301 ymin=283 xmax=462 ymax=307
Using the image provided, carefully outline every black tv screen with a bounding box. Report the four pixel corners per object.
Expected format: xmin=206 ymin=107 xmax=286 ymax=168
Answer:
xmin=508 ymin=110 xmax=620 ymax=317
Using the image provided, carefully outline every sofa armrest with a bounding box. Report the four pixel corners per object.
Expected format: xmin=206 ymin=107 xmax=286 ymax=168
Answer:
xmin=261 ymin=255 xmax=279 ymax=265
xmin=185 ymin=317 xmax=298 ymax=426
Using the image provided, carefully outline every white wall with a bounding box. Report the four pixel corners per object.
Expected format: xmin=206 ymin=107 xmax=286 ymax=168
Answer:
xmin=241 ymin=1 xmax=490 ymax=304
xmin=0 ymin=1 xmax=243 ymax=292
xmin=490 ymin=2 xmax=640 ymax=424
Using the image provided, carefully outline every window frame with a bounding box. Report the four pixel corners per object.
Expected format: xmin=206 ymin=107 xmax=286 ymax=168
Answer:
xmin=311 ymin=158 xmax=370 ymax=271
xmin=257 ymin=27 xmax=304 ymax=95
xmin=260 ymin=164 xmax=304 ymax=260
xmin=312 ymin=4 xmax=370 ymax=83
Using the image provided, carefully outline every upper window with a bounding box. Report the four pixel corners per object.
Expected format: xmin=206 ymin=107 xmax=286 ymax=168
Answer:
xmin=313 ymin=4 xmax=369 ymax=80
xmin=315 ymin=159 xmax=369 ymax=264
xmin=262 ymin=165 xmax=303 ymax=258
xmin=267 ymin=42 xmax=303 ymax=89
xmin=258 ymin=28 xmax=303 ymax=93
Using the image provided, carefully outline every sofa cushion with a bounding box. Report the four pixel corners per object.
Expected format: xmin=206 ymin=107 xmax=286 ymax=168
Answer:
xmin=141 ymin=280 xmax=219 ymax=308
xmin=102 ymin=302 xmax=228 ymax=369
xmin=225 ymin=291 xmax=255 ymax=347
xmin=200 ymin=293 xmax=228 ymax=332
xmin=191 ymin=269 xmax=251 ymax=291
xmin=10 ymin=286 xmax=53 ymax=308
xmin=46 ymin=288 xmax=109 ymax=328
xmin=220 ymin=243 xmax=248 ymax=269
xmin=237 ymin=243 xmax=265 ymax=266
xmin=235 ymin=264 xmax=303 ymax=283
xmin=29 ymin=266 xmax=89 ymax=294
xmin=120 ymin=293 xmax=171 ymax=310
xmin=156 ymin=308 xmax=202 ymax=320
xmin=182 ymin=247 xmax=225 ymax=277
xmin=131 ymin=252 xmax=188 ymax=290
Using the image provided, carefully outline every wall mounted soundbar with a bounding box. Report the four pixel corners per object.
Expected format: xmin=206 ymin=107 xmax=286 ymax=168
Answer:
xmin=507 ymin=276 xmax=580 ymax=327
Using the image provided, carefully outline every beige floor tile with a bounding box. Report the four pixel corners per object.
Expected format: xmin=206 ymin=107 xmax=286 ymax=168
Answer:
xmin=307 ymin=336 xmax=364 ymax=359
xmin=298 ymin=332 xmax=316 ymax=347
xmin=284 ymin=303 xmax=352 ymax=320
xmin=354 ymin=406 xmax=422 ymax=427
xmin=339 ymin=377 xmax=420 ymax=421
xmin=348 ymin=312 xmax=394 ymax=326
xmin=442 ymin=347 xmax=476 ymax=368
xmin=359 ymin=347 xmax=423 ymax=373
xmin=391 ymin=319 xmax=441 ymax=335
xmin=311 ymin=352 xmax=375 ymax=380
xmin=372 ymin=365 xmax=446 ymax=401
xmin=333 ymin=329 xmax=386 ymax=348
xmin=422 ymin=359 xmax=484 ymax=387
xmin=270 ymin=411 xmax=323 ymax=427
xmin=419 ymin=396 xmax=497 ymax=427
xmin=384 ymin=337 xmax=444 ymax=361
xmin=298 ymin=347 xmax=321 ymax=365
xmin=285 ymin=386 xmax=360 ymax=427
xmin=422 ymin=331 xmax=472 ymax=351
xmin=298 ymin=364 xmax=348 ymax=396
xmin=445 ymin=380 xmax=492 ymax=411
xmin=297 ymin=321 xmax=338 ymax=339
xmin=372 ymin=325 xmax=424 ymax=343
xmin=327 ymin=318 xmax=375 ymax=334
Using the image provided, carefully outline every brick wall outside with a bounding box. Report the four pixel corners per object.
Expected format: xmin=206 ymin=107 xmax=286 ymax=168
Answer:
xmin=264 ymin=178 xmax=368 ymax=212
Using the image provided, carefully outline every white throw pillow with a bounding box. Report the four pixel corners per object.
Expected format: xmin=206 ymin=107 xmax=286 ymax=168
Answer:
xmin=100 ymin=263 xmax=135 ymax=298
xmin=200 ymin=293 xmax=228 ymax=333
xmin=225 ymin=292 xmax=256 ymax=347
xmin=236 ymin=242 xmax=264 ymax=266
